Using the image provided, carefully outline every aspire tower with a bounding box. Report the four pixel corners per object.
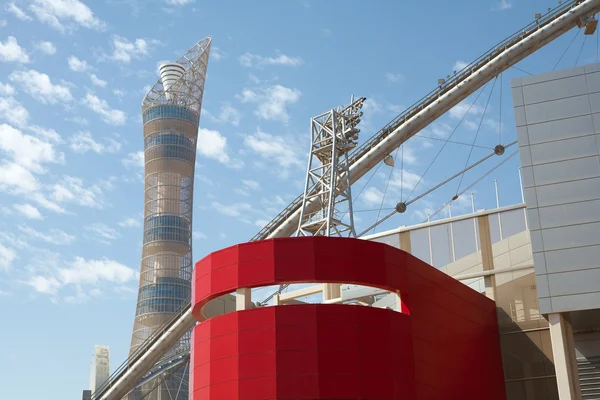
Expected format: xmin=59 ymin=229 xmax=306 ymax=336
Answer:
xmin=128 ymin=37 xmax=211 ymax=399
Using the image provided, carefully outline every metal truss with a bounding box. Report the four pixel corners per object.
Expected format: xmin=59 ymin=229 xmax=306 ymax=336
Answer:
xmin=297 ymin=97 xmax=365 ymax=237
xmin=142 ymin=37 xmax=211 ymax=113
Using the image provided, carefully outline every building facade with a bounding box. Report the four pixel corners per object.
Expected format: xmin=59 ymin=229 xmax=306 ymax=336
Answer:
xmin=128 ymin=37 xmax=211 ymax=400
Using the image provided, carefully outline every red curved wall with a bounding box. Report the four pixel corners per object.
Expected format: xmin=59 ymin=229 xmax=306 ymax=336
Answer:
xmin=192 ymin=305 xmax=415 ymax=399
xmin=191 ymin=237 xmax=506 ymax=400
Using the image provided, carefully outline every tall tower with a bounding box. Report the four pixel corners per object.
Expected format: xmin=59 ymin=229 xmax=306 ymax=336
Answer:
xmin=129 ymin=37 xmax=211 ymax=400
xmin=89 ymin=345 xmax=110 ymax=395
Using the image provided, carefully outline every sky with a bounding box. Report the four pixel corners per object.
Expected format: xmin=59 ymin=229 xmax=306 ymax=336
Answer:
xmin=0 ymin=0 xmax=598 ymax=398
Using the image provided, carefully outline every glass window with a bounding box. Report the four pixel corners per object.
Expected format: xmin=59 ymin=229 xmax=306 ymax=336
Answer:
xmin=143 ymin=105 xmax=199 ymax=126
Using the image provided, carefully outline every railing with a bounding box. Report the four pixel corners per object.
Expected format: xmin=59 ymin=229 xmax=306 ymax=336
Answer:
xmin=250 ymin=0 xmax=582 ymax=241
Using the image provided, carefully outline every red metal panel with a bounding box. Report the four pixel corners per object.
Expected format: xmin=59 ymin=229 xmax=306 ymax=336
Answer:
xmin=190 ymin=237 xmax=506 ymax=400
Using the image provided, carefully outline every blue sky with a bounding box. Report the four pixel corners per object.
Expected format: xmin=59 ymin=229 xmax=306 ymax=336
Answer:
xmin=0 ymin=0 xmax=597 ymax=398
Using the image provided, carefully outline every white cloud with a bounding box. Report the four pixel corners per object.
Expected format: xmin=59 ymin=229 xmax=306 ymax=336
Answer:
xmin=237 ymin=84 xmax=301 ymax=122
xmin=234 ymin=179 xmax=261 ymax=197
xmin=0 ymin=243 xmax=16 ymax=270
xmin=244 ymin=129 xmax=303 ymax=169
xmin=28 ymin=0 xmax=105 ymax=33
xmin=26 ymin=275 xmax=60 ymax=294
xmin=27 ymin=125 xmax=62 ymax=143
xmin=67 ymin=55 xmax=88 ymax=71
xmin=85 ymin=223 xmax=118 ymax=243
xmin=0 ymin=36 xmax=30 ymax=63
xmin=193 ymin=231 xmax=207 ymax=239
xmin=211 ymin=46 xmax=224 ymax=61
xmin=211 ymin=201 xmax=253 ymax=217
xmin=0 ymin=161 xmax=39 ymax=193
xmin=19 ymin=225 xmax=75 ymax=245
xmin=50 ymin=176 xmax=105 ymax=208
xmin=122 ymin=151 xmax=144 ymax=169
xmin=389 ymin=169 xmax=422 ymax=192
xmin=70 ymin=131 xmax=120 ymax=154
xmin=242 ymin=180 xmax=260 ymax=191
xmin=166 ymin=0 xmax=193 ymax=5
xmin=206 ymin=103 xmax=241 ymax=126
xmin=35 ymin=41 xmax=56 ymax=55
xmin=13 ymin=203 xmax=42 ymax=219
xmin=362 ymin=187 xmax=384 ymax=206
xmin=59 ymin=256 xmax=135 ymax=285
xmin=0 ymin=124 xmax=63 ymax=173
xmin=448 ymin=101 xmax=484 ymax=120
xmin=385 ymin=72 xmax=403 ymax=83
xmin=493 ymin=0 xmax=512 ymax=11
xmin=6 ymin=2 xmax=32 ymax=21
xmin=119 ymin=217 xmax=141 ymax=228
xmin=65 ymin=116 xmax=88 ymax=126
xmin=89 ymin=73 xmax=107 ymax=87
xmin=0 ymin=97 xmax=28 ymax=127
xmin=82 ymin=93 xmax=126 ymax=125
xmin=0 ymin=20 xmax=6 ymax=27
xmin=239 ymin=52 xmax=303 ymax=68
xmin=9 ymin=69 xmax=73 ymax=104
xmin=112 ymin=89 xmax=126 ymax=97
xmin=453 ymin=60 xmax=468 ymax=72
xmin=110 ymin=35 xmax=157 ymax=63
xmin=197 ymin=127 xmax=236 ymax=165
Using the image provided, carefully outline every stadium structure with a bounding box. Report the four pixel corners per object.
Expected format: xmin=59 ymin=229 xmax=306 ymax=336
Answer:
xmin=88 ymin=1 xmax=600 ymax=399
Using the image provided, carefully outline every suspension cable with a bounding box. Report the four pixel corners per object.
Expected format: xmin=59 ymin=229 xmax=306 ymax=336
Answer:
xmin=456 ymin=76 xmax=498 ymax=193
xmin=554 ymin=28 xmax=581 ymax=70
xmin=425 ymin=150 xmax=519 ymax=222
xmin=575 ymin=34 xmax=588 ymax=66
xmin=406 ymin=82 xmax=490 ymax=201
xmin=357 ymin=140 xmax=517 ymax=237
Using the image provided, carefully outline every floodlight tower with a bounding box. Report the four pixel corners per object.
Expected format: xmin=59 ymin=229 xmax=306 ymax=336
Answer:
xmin=129 ymin=37 xmax=211 ymax=400
xmin=297 ymin=96 xmax=365 ymax=237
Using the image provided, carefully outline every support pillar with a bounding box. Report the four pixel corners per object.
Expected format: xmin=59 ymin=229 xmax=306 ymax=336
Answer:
xmin=323 ymin=283 xmax=341 ymax=301
xmin=548 ymin=312 xmax=582 ymax=400
xmin=399 ymin=231 xmax=412 ymax=253
xmin=477 ymin=215 xmax=497 ymax=301
xmin=236 ymin=288 xmax=252 ymax=311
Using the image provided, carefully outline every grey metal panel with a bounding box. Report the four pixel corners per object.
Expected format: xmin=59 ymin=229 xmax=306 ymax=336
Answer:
xmin=519 ymin=145 xmax=532 ymax=167
xmin=533 ymin=251 xmax=547 ymax=274
xmin=548 ymin=268 xmax=600 ymax=296
xmin=586 ymin=71 xmax=600 ymax=92
xmin=532 ymin=155 xmax=600 ymax=186
xmin=527 ymin=208 xmax=541 ymax=230
xmin=584 ymin=63 xmax=600 ymax=74
xmin=536 ymin=274 xmax=551 ymax=298
xmin=527 ymin=114 xmax=595 ymax=145
xmin=522 ymin=75 xmax=589 ymax=105
xmin=545 ymin=244 xmax=600 ymax=274
xmin=538 ymin=297 xmax=552 ymax=314
xmin=589 ymin=92 xmax=600 ymax=113
xmin=541 ymin=221 xmax=600 ymax=251
xmin=530 ymin=230 xmax=544 ymax=253
xmin=516 ymin=126 xmax=530 ymax=145
xmin=538 ymin=199 xmax=600 ymax=230
xmin=521 ymin=166 xmax=535 ymax=188
xmin=535 ymin=177 xmax=600 ymax=207
xmin=520 ymin=66 xmax=585 ymax=86
xmin=551 ymin=291 xmax=600 ymax=313
xmin=529 ymin=135 xmax=599 ymax=165
xmin=512 ymin=86 xmax=524 ymax=107
xmin=592 ymin=113 xmax=600 ymax=133
xmin=525 ymin=95 xmax=591 ymax=125
xmin=524 ymin=187 xmax=538 ymax=208
xmin=514 ymin=106 xmax=527 ymax=127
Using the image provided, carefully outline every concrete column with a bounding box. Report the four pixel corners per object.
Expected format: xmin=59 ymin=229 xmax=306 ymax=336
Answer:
xmin=477 ymin=215 xmax=497 ymax=301
xmin=548 ymin=312 xmax=582 ymax=399
xmin=399 ymin=231 xmax=412 ymax=253
xmin=323 ymin=283 xmax=341 ymax=301
xmin=236 ymin=288 xmax=252 ymax=310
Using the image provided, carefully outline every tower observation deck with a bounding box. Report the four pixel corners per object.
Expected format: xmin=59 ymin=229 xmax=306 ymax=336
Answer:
xmin=129 ymin=37 xmax=211 ymax=400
